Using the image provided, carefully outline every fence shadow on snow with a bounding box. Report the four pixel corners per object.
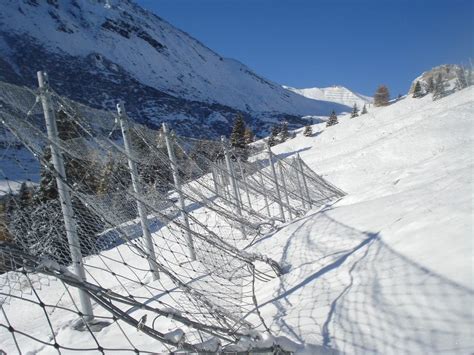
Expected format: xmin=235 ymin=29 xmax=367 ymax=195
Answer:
xmin=254 ymin=210 xmax=474 ymax=354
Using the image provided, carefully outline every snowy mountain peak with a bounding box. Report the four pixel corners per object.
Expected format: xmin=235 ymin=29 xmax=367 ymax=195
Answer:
xmin=284 ymin=85 xmax=372 ymax=109
xmin=0 ymin=0 xmax=348 ymax=138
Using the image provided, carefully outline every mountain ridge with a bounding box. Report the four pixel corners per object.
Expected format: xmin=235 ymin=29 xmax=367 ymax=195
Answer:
xmin=0 ymin=0 xmax=348 ymax=137
xmin=283 ymin=85 xmax=373 ymax=109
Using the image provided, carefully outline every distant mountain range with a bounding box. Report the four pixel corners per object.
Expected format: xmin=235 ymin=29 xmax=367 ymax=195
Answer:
xmin=0 ymin=0 xmax=349 ymax=138
xmin=283 ymin=85 xmax=373 ymax=110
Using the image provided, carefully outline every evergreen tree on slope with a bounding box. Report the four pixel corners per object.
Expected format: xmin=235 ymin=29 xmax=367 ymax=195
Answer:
xmin=230 ymin=114 xmax=248 ymax=160
xmin=432 ymin=73 xmax=447 ymax=101
xmin=412 ymin=81 xmax=423 ymax=98
xmin=426 ymin=77 xmax=435 ymax=94
xmin=350 ymin=103 xmax=359 ymax=118
xmin=278 ymin=121 xmax=290 ymax=142
xmin=268 ymin=124 xmax=280 ymax=147
xmin=326 ymin=110 xmax=339 ymax=127
xmin=374 ymin=85 xmax=390 ymax=106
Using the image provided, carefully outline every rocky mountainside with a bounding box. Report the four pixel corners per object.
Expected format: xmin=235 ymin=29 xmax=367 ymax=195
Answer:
xmin=408 ymin=64 xmax=471 ymax=95
xmin=283 ymin=85 xmax=372 ymax=110
xmin=0 ymin=0 xmax=348 ymax=138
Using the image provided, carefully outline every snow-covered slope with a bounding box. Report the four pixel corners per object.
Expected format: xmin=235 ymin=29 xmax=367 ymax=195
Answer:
xmin=1 ymin=84 xmax=472 ymax=353
xmin=284 ymin=85 xmax=372 ymax=109
xmin=250 ymin=87 xmax=474 ymax=353
xmin=0 ymin=0 xmax=347 ymax=137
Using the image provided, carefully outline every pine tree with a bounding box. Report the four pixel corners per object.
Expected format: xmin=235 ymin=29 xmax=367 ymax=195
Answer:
xmin=37 ymin=147 xmax=57 ymax=202
xmin=412 ymin=81 xmax=423 ymax=98
xmin=432 ymin=73 xmax=446 ymax=101
xmin=361 ymin=104 xmax=368 ymax=115
xmin=278 ymin=121 xmax=289 ymax=142
xmin=18 ymin=182 xmax=33 ymax=208
xmin=268 ymin=124 xmax=281 ymax=147
xmin=229 ymin=114 xmax=249 ymax=160
xmin=37 ymin=109 xmax=100 ymax=200
xmin=0 ymin=198 xmax=8 ymax=242
xmin=426 ymin=77 xmax=435 ymax=93
xmin=350 ymin=103 xmax=359 ymax=118
xmin=97 ymin=154 xmax=131 ymax=195
xmin=374 ymin=85 xmax=390 ymax=106
xmin=455 ymin=67 xmax=468 ymax=91
xmin=230 ymin=114 xmax=246 ymax=149
xmin=303 ymin=125 xmax=313 ymax=137
xmin=21 ymin=109 xmax=104 ymax=263
xmin=326 ymin=111 xmax=338 ymax=127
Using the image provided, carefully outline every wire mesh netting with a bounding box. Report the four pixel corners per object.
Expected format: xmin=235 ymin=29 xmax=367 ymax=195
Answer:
xmin=0 ymin=77 xmax=345 ymax=353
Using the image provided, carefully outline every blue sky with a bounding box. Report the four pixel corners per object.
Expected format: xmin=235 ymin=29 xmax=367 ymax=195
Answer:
xmin=136 ymin=0 xmax=473 ymax=97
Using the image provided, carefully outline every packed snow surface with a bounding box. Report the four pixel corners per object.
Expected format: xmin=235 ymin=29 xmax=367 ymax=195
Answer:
xmin=249 ymin=87 xmax=474 ymax=353
xmin=0 ymin=88 xmax=472 ymax=353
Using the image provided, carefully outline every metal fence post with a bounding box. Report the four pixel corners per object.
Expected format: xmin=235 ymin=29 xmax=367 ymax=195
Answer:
xmin=259 ymin=170 xmax=271 ymax=217
xmin=221 ymin=137 xmax=246 ymax=239
xmin=116 ymin=103 xmax=160 ymax=280
xmin=266 ymin=144 xmax=285 ymax=222
xmin=278 ymin=161 xmax=293 ymax=220
xmin=37 ymin=71 xmax=94 ymax=322
xmin=297 ymin=153 xmax=312 ymax=208
xmin=237 ymin=158 xmax=252 ymax=210
xmin=210 ymin=166 xmax=219 ymax=195
xmin=162 ymin=123 xmax=196 ymax=261
xmin=293 ymin=157 xmax=307 ymax=209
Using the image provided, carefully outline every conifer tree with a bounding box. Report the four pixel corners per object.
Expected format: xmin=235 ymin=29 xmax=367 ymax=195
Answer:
xmin=426 ymin=77 xmax=435 ymax=93
xmin=350 ymin=103 xmax=359 ymax=118
xmin=326 ymin=110 xmax=338 ymax=127
xmin=268 ymin=124 xmax=280 ymax=147
xmin=278 ymin=121 xmax=289 ymax=142
xmin=18 ymin=182 xmax=33 ymax=208
xmin=412 ymin=81 xmax=423 ymax=98
xmin=18 ymin=109 xmax=104 ymax=263
xmin=230 ymin=114 xmax=249 ymax=160
xmin=0 ymin=199 xmax=8 ymax=242
xmin=361 ymin=104 xmax=368 ymax=115
xmin=455 ymin=67 xmax=468 ymax=91
xmin=37 ymin=110 xmax=100 ymax=200
xmin=374 ymin=85 xmax=390 ymax=106
xmin=303 ymin=125 xmax=313 ymax=137
xmin=230 ymin=115 xmax=246 ymax=149
xmin=433 ymin=73 xmax=446 ymax=101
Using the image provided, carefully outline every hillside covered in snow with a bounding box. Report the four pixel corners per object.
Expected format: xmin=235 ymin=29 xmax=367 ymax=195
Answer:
xmin=0 ymin=0 xmax=348 ymax=138
xmin=251 ymin=86 xmax=474 ymax=353
xmin=0 ymin=73 xmax=472 ymax=354
xmin=284 ymin=85 xmax=372 ymax=109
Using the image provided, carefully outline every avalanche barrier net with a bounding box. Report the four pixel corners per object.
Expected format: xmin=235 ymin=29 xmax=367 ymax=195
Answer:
xmin=0 ymin=74 xmax=345 ymax=354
